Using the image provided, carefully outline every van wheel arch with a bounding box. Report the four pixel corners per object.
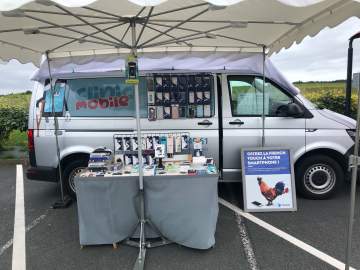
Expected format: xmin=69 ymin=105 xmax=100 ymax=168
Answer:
xmin=59 ymin=153 xmax=89 ymax=198
xmin=295 ymin=149 xmax=347 ymax=172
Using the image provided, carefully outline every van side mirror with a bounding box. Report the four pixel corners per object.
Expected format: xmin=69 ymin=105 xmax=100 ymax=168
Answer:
xmin=287 ymin=103 xmax=304 ymax=118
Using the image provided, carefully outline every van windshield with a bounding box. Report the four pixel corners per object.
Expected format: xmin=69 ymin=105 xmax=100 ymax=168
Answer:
xmin=63 ymin=77 xmax=148 ymax=117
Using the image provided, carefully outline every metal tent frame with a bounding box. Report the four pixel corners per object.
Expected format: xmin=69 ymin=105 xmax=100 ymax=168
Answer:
xmin=3 ymin=2 xmax=270 ymax=269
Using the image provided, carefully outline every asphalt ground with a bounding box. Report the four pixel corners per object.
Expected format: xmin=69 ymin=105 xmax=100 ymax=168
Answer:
xmin=1 ymin=164 xmax=359 ymax=270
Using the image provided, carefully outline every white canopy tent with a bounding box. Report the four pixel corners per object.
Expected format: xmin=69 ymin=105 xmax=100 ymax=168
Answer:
xmin=0 ymin=1 xmax=360 ymax=270
xmin=0 ymin=0 xmax=359 ymax=65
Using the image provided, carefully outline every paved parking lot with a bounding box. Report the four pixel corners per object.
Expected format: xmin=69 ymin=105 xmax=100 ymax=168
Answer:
xmin=1 ymin=164 xmax=360 ymax=270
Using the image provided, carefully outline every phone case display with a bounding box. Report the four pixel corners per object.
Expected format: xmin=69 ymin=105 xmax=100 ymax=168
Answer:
xmin=163 ymin=106 xmax=171 ymax=119
xmin=148 ymin=91 xmax=155 ymax=105
xmin=88 ymin=148 xmax=113 ymax=172
xmin=147 ymin=74 xmax=213 ymax=121
xmin=82 ymin=133 xmax=217 ymax=178
xmin=113 ymin=133 xmax=191 ymax=171
xmin=188 ymin=105 xmax=196 ymax=118
xmin=156 ymin=106 xmax=164 ymax=120
xmin=204 ymin=105 xmax=211 ymax=118
xmin=196 ymin=105 xmax=204 ymax=118
xmin=188 ymin=90 xmax=195 ymax=104
xmin=148 ymin=106 xmax=156 ymax=121
xmin=171 ymin=105 xmax=179 ymax=119
xmin=167 ymin=134 xmax=174 ymax=156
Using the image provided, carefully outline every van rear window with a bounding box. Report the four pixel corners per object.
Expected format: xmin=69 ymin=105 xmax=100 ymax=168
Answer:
xmin=65 ymin=77 xmax=147 ymax=117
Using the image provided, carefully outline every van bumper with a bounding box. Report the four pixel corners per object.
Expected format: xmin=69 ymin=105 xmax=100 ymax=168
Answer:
xmin=26 ymin=167 xmax=58 ymax=182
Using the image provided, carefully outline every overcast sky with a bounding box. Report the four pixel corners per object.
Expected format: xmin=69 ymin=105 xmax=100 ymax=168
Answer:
xmin=1 ymin=16 xmax=360 ymax=94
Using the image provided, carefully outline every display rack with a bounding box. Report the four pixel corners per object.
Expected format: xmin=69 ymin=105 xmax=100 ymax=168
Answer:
xmin=146 ymin=73 xmax=214 ymax=121
xmin=113 ymin=132 xmax=192 ymax=170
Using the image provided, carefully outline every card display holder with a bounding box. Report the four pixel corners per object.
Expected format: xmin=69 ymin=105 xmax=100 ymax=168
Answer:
xmin=148 ymin=73 xmax=214 ymax=121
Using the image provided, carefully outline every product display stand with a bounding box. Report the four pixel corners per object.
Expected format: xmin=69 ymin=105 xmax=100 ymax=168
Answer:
xmin=46 ymin=52 xmax=72 ymax=209
xmin=128 ymin=20 xmax=171 ymax=270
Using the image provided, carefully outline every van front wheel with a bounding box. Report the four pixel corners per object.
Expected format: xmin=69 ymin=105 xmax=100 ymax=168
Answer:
xmin=295 ymin=155 xmax=343 ymax=199
xmin=62 ymin=159 xmax=88 ymax=199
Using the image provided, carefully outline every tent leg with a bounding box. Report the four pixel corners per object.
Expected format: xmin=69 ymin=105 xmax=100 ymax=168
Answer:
xmin=45 ymin=52 xmax=72 ymax=209
xmin=127 ymin=19 xmax=171 ymax=270
xmin=261 ymin=45 xmax=266 ymax=147
xmin=345 ymin=66 xmax=360 ymax=270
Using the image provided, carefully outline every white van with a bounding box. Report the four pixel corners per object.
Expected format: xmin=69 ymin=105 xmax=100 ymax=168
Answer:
xmin=26 ymin=53 xmax=356 ymax=199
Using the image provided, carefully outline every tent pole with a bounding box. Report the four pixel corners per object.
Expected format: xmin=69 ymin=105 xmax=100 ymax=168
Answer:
xmin=345 ymin=76 xmax=360 ymax=270
xmin=45 ymin=51 xmax=72 ymax=209
xmin=131 ymin=18 xmax=147 ymax=270
xmin=344 ymin=32 xmax=360 ymax=270
xmin=345 ymin=39 xmax=353 ymax=117
xmin=261 ymin=45 xmax=266 ymax=147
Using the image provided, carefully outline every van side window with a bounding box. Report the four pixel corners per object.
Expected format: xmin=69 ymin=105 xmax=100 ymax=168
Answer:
xmin=65 ymin=77 xmax=147 ymax=117
xmin=228 ymin=76 xmax=293 ymax=116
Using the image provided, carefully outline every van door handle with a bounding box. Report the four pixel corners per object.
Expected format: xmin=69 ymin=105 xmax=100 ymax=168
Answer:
xmin=229 ymin=119 xmax=244 ymax=125
xmin=198 ymin=120 xmax=213 ymax=126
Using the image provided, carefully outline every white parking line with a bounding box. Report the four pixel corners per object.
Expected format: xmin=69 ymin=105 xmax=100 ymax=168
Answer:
xmin=12 ymin=164 xmax=26 ymax=270
xmin=219 ymin=198 xmax=356 ymax=270
xmin=235 ymin=213 xmax=259 ymax=270
xmin=0 ymin=213 xmax=48 ymax=257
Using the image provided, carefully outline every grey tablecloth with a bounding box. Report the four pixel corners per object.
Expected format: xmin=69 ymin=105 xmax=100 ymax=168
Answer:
xmin=75 ymin=174 xmax=219 ymax=249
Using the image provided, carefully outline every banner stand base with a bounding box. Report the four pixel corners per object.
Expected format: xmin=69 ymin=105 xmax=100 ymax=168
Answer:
xmin=52 ymin=195 xmax=72 ymax=209
xmin=126 ymin=219 xmax=171 ymax=270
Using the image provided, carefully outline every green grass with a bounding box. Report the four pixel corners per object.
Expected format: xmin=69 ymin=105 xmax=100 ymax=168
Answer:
xmin=0 ymin=130 xmax=27 ymax=151
xmin=6 ymin=130 xmax=27 ymax=147
xmin=0 ymin=92 xmax=31 ymax=109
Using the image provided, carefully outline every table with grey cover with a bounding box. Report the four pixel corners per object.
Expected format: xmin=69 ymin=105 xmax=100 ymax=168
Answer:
xmin=75 ymin=173 xmax=219 ymax=249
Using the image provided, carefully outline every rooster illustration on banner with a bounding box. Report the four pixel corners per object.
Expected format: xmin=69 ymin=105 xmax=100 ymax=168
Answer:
xmin=256 ymin=177 xmax=289 ymax=206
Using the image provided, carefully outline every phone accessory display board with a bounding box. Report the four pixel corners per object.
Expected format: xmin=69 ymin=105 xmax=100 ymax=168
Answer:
xmin=113 ymin=132 xmax=191 ymax=166
xmin=241 ymin=148 xmax=297 ymax=212
xmin=146 ymin=73 xmax=213 ymax=121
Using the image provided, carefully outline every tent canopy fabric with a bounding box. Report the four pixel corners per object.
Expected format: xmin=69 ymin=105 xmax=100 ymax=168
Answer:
xmin=0 ymin=0 xmax=359 ymax=65
xmin=31 ymin=52 xmax=300 ymax=95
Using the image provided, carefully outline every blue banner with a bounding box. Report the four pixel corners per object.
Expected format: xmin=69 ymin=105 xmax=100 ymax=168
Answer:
xmin=243 ymin=149 xmax=291 ymax=175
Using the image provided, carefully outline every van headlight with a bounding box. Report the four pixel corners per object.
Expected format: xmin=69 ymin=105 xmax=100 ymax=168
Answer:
xmin=347 ymin=129 xmax=356 ymax=141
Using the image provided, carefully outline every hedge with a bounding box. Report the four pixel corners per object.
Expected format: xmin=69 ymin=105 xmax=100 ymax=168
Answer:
xmin=0 ymin=108 xmax=28 ymax=148
xmin=310 ymin=91 xmax=357 ymax=119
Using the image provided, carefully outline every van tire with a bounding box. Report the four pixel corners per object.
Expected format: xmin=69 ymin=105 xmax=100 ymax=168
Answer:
xmin=295 ymin=155 xmax=343 ymax=199
xmin=62 ymin=159 xmax=88 ymax=199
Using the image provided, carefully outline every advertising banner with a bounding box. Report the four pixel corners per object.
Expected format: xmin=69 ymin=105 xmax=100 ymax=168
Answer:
xmin=241 ymin=148 xmax=297 ymax=212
